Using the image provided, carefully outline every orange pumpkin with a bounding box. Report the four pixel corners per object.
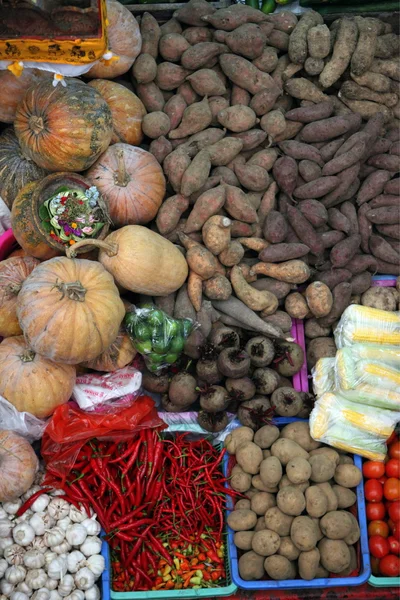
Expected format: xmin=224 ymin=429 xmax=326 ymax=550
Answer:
xmin=0 ymin=336 xmax=76 ymax=419
xmin=86 ymin=144 xmax=166 ymax=227
xmin=82 ymin=326 xmax=136 ymax=372
xmin=0 ymin=69 xmax=49 ymax=124
xmin=0 ymin=430 xmax=39 ymax=502
xmin=88 ymin=80 xmax=146 ymax=146
xmin=0 ymin=128 xmax=49 ymax=209
xmin=14 ymin=79 xmax=113 ymax=172
xmin=86 ymin=0 xmax=142 ymax=79
xmin=0 ymin=256 xmax=40 ymax=337
xmin=17 ymin=257 xmax=125 ymax=364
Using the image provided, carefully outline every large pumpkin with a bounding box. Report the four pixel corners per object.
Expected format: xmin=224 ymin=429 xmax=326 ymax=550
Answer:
xmin=14 ymin=79 xmax=113 ymax=172
xmin=82 ymin=326 xmax=136 ymax=372
xmin=0 ymin=336 xmax=76 ymax=419
xmin=67 ymin=226 xmax=188 ymax=296
xmin=86 ymin=0 xmax=142 ymax=79
xmin=86 ymin=144 xmax=166 ymax=226
xmin=0 ymin=256 xmax=40 ymax=337
xmin=0 ymin=430 xmax=38 ymax=502
xmin=0 ymin=128 xmax=49 ymax=209
xmin=0 ymin=69 xmax=48 ymax=124
xmin=87 ymin=80 xmax=146 ymax=146
xmin=17 ymin=257 xmax=125 ymax=364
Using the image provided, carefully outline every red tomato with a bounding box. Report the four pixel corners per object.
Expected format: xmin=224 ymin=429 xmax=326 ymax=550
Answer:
xmin=378 ymin=475 xmax=388 ymax=485
xmin=386 ymin=458 xmax=400 ymax=479
xmin=388 ymin=519 xmax=395 ymax=532
xmin=379 ymin=554 xmax=400 ymax=577
xmin=388 ymin=501 xmax=400 ymax=523
xmin=363 ymin=461 xmax=386 ymax=479
xmin=388 ymin=536 xmax=400 ymax=555
xmin=371 ymin=556 xmax=380 ymax=576
xmin=368 ymin=520 xmax=389 ymax=538
xmin=365 ymin=479 xmax=384 ymax=503
xmin=366 ymin=502 xmax=386 ymax=521
xmin=389 ymin=442 xmax=400 ymax=460
xmin=393 ymin=523 xmax=400 ymax=541
xmin=369 ymin=535 xmax=390 ymax=558
xmin=387 ymin=431 xmax=399 ymax=446
xmin=384 ymin=478 xmax=400 ymax=501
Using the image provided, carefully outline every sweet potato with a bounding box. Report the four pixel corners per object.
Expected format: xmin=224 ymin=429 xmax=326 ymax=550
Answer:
xmin=251 ymin=278 xmax=292 ymax=300
xmin=231 ymin=221 xmax=256 ymax=238
xmin=185 ymin=70 xmax=226 ymax=96
xmin=288 ymin=10 xmax=323 ymax=65
xmin=260 ymin=110 xmax=287 ymax=142
xmin=169 ymin=97 xmax=212 ymax=139
xmin=220 ymin=54 xmax=280 ymax=97
xmin=231 ymin=129 xmax=268 ymax=151
xmin=272 ymin=156 xmax=298 ymax=198
xmin=253 ymin=48 xmax=279 ymax=74
xmin=140 ymin=12 xmax=161 ymax=58
xmin=186 ymin=271 xmax=203 ymax=313
xmin=177 ymin=82 xmax=199 ymax=105
xmin=345 ymin=254 xmax=377 ymax=275
xmin=263 ymin=210 xmax=288 ymax=244
xmin=225 ymin=23 xmax=266 ymax=60
xmin=299 ymin=200 xmax=328 ymax=227
xmin=149 ymin=136 xmax=172 ymax=164
xmin=203 ymin=215 xmax=232 ymax=255
xmin=300 ymin=113 xmax=362 ymax=143
xmin=307 ymin=24 xmax=331 ymax=59
xmin=160 ymin=18 xmax=182 ymax=36
xmin=322 ymin=141 xmax=366 ymax=176
xmin=268 ymin=11 xmax=298 ymax=34
xmin=287 ymin=205 xmax=324 ymax=256
xmin=351 ymin=17 xmax=380 ymax=77
xmin=294 ymin=177 xmax=340 ymax=200
xmin=217 ymin=106 xmax=257 ymax=133
xmin=305 ymin=282 xmax=333 ymax=318
xmin=317 ymin=269 xmax=352 ymax=290
xmin=278 ymin=141 xmax=324 ymax=167
xmin=159 ymin=33 xmax=190 ymax=62
xmin=285 ymin=292 xmax=309 ymax=319
xmin=132 ymin=53 xmax=157 ymax=84
xmin=320 ymin=138 xmax=345 ymax=162
xmin=250 ymin=260 xmax=311 ymax=284
xmin=164 ymin=94 xmax=187 ymax=130
xmin=156 ymin=63 xmax=191 ymax=91
xmin=374 ymin=258 xmax=400 ymax=275
xmin=212 ymin=166 xmax=238 ymax=186
xmin=320 ymin=231 xmax=346 ymax=249
xmin=284 ymin=78 xmax=328 ymax=104
xmin=250 ymin=88 xmax=283 ymax=117
xmin=304 ymin=58 xmax=324 ymax=76
xmin=136 ymin=82 xmax=165 ymax=112
xmin=142 ymin=111 xmax=171 ymax=139
xmin=375 ymin=33 xmax=400 ymax=59
xmin=185 ymin=185 xmax=226 ymax=232
xmin=238 ymin=237 xmax=269 ymax=252
xmin=164 ymin=148 xmax=191 ymax=192
xmin=174 ymin=0 xmax=215 ymax=27
xmin=351 ymin=71 xmax=392 ymax=92
xmin=350 ymin=272 xmax=372 ymax=295
xmin=209 ymin=96 xmax=229 ymax=125
xmin=273 ymin=121 xmax=303 ymax=143
xmin=186 ymin=244 xmax=219 ymax=279
xmin=181 ymin=42 xmax=227 ymax=71
xmin=369 ymin=194 xmax=400 ymax=208
xmin=366 ymin=206 xmax=400 ymax=225
xmin=330 ymin=234 xmax=361 ymax=268
xmin=230 ymin=85 xmax=251 ymax=107
xmin=367 ymin=154 xmax=399 ymax=172
xmin=384 ymin=179 xmax=400 ymax=195
xmin=219 ymin=241 xmax=245 ymax=267
xmin=357 ymin=203 xmax=373 ymax=254
xmin=259 ymin=243 xmax=309 ymax=263
xmin=321 ymin=163 xmax=361 ymax=209
xmin=328 ymin=208 xmax=351 ymax=234
xmin=203 ymin=274 xmax=232 ymax=300
xmin=234 ymin=162 xmax=270 ymax=193
xmin=224 ymin=184 xmax=259 ymax=223
xmin=319 ymin=18 xmax=358 ymax=88
xmin=206 ymin=138 xmax=243 ymax=167
xmin=201 ymin=4 xmax=268 ymax=31
xmin=340 ymin=202 xmax=359 ymax=235
xmin=285 ymin=101 xmax=333 ymax=124
xmin=231 ymin=265 xmax=278 ymax=313
xmin=340 ymin=98 xmax=393 ymax=123
xmin=187 ymin=127 xmax=226 ymax=150
xmin=340 ymin=81 xmax=398 ymax=108
xmin=298 ymin=161 xmax=322 ymax=183
xmin=181 ymin=150 xmax=211 ymax=197
xmin=156 ymin=194 xmax=189 ymax=235
xmin=317 ymin=282 xmax=352 ymax=327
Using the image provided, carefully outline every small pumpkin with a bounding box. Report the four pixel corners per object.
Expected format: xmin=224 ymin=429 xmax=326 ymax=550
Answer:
xmin=0 ymin=69 xmax=48 ymax=124
xmin=67 ymin=226 xmax=188 ymax=296
xmin=11 ymin=172 xmax=110 ymax=260
xmin=17 ymin=257 xmax=125 ymax=364
xmin=14 ymin=79 xmax=113 ymax=172
xmin=86 ymin=144 xmax=166 ymax=227
xmin=0 ymin=430 xmax=38 ymax=502
xmin=87 ymin=80 xmax=146 ymax=146
xmin=0 ymin=128 xmax=49 ymax=209
xmin=82 ymin=326 xmax=136 ymax=372
xmin=0 ymin=336 xmax=76 ymax=418
xmin=0 ymin=256 xmax=40 ymax=337
xmin=86 ymin=0 xmax=142 ymax=79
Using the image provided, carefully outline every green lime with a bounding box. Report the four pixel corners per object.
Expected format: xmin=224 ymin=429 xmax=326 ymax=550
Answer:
xmin=134 ymin=340 xmax=152 ymax=354
xmin=169 ymin=336 xmax=184 ymax=354
xmin=148 ymin=353 xmax=165 ymax=365
xmin=165 ymin=320 xmax=180 ymax=337
xmin=152 ymin=337 xmax=169 ymax=354
xmin=147 ymin=362 xmax=160 ymax=373
xmin=134 ymin=323 xmax=152 ymax=342
xmin=123 ymin=312 xmax=137 ymax=331
xmin=165 ymin=352 xmax=179 ymax=365
xmin=139 ymin=302 xmax=154 ymax=310
xmin=147 ymin=309 xmax=164 ymax=327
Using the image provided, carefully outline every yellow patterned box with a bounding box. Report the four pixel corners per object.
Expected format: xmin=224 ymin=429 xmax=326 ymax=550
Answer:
xmin=0 ymin=0 xmax=108 ymax=66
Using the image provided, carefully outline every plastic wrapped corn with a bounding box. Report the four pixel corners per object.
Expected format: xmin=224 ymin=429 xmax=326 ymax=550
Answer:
xmin=334 ymin=305 xmax=400 ymax=348
xmin=312 ymin=358 xmax=336 ymax=397
xmin=310 ymin=392 xmax=400 ymax=460
xmin=336 ymin=348 xmax=400 ymax=391
xmin=338 ymin=385 xmax=400 ymax=411
xmin=347 ymin=343 xmax=400 ymax=368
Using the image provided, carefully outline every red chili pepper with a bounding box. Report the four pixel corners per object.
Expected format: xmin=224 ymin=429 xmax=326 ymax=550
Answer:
xmin=15 ymin=488 xmax=52 ymax=517
xmin=121 ymin=434 xmax=143 ymax=476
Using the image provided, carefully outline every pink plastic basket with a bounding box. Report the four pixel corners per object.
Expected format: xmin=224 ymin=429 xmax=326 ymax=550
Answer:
xmin=0 ymin=229 xmax=18 ymax=261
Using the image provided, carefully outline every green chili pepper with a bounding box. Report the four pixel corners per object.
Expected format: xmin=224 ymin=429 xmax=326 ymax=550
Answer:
xmin=245 ymin=0 xmax=260 ymax=8
xmin=261 ymin=0 xmax=276 ymax=12
xmin=276 ymin=0 xmax=293 ymax=4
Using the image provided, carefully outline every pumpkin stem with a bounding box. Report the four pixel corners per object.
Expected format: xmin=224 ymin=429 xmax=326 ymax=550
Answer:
xmin=66 ymin=239 xmax=118 ymax=259
xmin=114 ymin=149 xmax=130 ymax=187
xmin=54 ymin=280 xmax=87 ymax=302
xmin=20 ymin=350 xmax=35 ymax=363
xmin=28 ymin=116 xmax=45 ymax=136
xmin=7 ymin=283 xmax=22 ymax=295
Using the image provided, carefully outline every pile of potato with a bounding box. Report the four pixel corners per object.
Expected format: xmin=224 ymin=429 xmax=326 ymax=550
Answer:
xmin=225 ymin=422 xmax=363 ymax=581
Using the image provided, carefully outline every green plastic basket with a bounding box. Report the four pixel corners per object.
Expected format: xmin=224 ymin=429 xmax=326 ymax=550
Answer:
xmin=100 ymin=426 xmax=237 ymax=599
xmin=368 ymin=574 xmax=400 ymax=587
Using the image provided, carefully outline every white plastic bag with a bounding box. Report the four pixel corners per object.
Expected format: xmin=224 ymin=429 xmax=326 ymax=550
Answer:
xmin=0 ymin=395 xmax=47 ymax=441
xmin=72 ymin=366 xmax=142 ymax=412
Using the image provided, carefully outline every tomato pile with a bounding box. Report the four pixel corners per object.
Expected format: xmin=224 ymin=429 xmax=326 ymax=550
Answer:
xmin=363 ymin=433 xmax=400 ymax=578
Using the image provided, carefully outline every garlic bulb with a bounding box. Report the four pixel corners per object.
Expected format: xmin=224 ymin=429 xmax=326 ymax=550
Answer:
xmin=64 ymin=593 xmax=84 ymax=600
xmin=23 ymin=550 xmax=45 ymax=570
xmin=29 ymin=514 xmax=55 ymax=538
xmin=47 ymin=501 xmax=69 ymax=522
xmin=3 ymin=501 xmax=22 ymax=516
xmin=44 ymin=581 xmax=57 ymax=593
xmin=10 ymin=592 xmax=29 ymax=600
xmin=31 ymin=496 xmax=50 ymax=514
xmin=51 ymin=541 xmax=71 ymax=555
xmin=15 ymin=584 xmax=31 ymax=596
xmin=79 ymin=538 xmax=101 ymax=558
xmin=4 ymin=566 xmax=26 ymax=584
xmin=65 ymin=526 xmax=87 ymax=548
xmin=0 ymin=520 xmax=13 ymax=538
xmin=85 ymin=555 xmax=104 ymax=578
xmin=57 ymin=575 xmax=74 ymax=598
xmin=80 ymin=521 xmax=100 ymax=538
xmin=29 ymin=538 xmax=47 ymax=554
xmin=12 ymin=525 xmax=35 ymax=548
xmin=84 ymin=587 xmax=99 ymax=600
xmin=4 ymin=545 xmax=25 ymax=566
xmin=69 ymin=507 xmax=88 ymax=524
xmin=25 ymin=570 xmax=47 ymax=591
xmin=0 ymin=538 xmax=14 ymax=555
xmin=56 ymin=518 xmax=71 ymax=533
xmin=31 ymin=590 xmax=49 ymax=600
xmin=44 ymin=528 xmax=65 ymax=548
xmin=0 ymin=507 xmax=8 ymax=520
xmin=50 ymin=490 xmax=64 ymax=497
xmin=49 ymin=592 xmax=61 ymax=600
xmin=47 ymin=557 xmax=67 ymax=580
xmin=15 ymin=511 xmax=34 ymax=525
xmin=66 ymin=552 xmax=85 ymax=575
xmin=43 ymin=551 xmax=57 ymax=569
xmin=21 ymin=488 xmax=40 ymax=503
xmin=0 ymin=580 xmax=15 ymax=598
xmin=74 ymin=568 xmax=95 ymax=591
xmin=0 ymin=558 xmax=8 ymax=577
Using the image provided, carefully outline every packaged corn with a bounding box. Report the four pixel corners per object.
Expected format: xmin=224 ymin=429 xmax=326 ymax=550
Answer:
xmin=338 ymin=385 xmax=400 ymax=412
xmin=312 ymin=358 xmax=336 ymax=397
xmin=336 ymin=348 xmax=400 ymax=391
xmin=334 ymin=305 xmax=400 ymax=349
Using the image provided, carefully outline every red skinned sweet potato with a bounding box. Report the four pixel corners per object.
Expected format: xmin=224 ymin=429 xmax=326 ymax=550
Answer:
xmin=330 ymin=234 xmax=361 ymax=268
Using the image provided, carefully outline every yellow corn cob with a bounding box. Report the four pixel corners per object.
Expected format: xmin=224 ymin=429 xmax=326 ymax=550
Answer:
xmin=310 ymin=393 xmax=335 ymax=438
xmin=351 ymin=306 xmax=400 ymax=324
xmin=341 ymin=409 xmax=393 ymax=437
xmin=331 ymin=440 xmax=386 ymax=461
xmin=364 ymin=363 xmax=400 ymax=386
xmin=352 ymin=331 xmax=400 ymax=345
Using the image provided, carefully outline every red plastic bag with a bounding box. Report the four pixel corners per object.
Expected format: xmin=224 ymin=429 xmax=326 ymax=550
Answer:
xmin=42 ymin=394 xmax=166 ymax=484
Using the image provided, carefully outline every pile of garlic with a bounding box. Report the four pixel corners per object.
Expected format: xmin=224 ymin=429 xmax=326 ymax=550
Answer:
xmin=0 ymin=480 xmax=104 ymax=600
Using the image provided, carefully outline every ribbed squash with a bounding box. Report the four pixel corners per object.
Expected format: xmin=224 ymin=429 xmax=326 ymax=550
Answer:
xmin=88 ymin=80 xmax=146 ymax=146
xmin=0 ymin=256 xmax=40 ymax=337
xmin=86 ymin=144 xmax=165 ymax=227
xmin=0 ymin=430 xmax=38 ymax=502
xmin=82 ymin=326 xmax=136 ymax=372
xmin=0 ymin=69 xmax=48 ymax=124
xmin=86 ymin=0 xmax=142 ymax=79
xmin=14 ymin=79 xmax=113 ymax=172
xmin=0 ymin=128 xmax=49 ymax=209
xmin=17 ymin=257 xmax=125 ymax=364
xmin=0 ymin=336 xmax=76 ymax=419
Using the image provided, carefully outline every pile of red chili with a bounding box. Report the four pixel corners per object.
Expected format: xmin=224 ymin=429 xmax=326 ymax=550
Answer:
xmin=48 ymin=429 xmax=236 ymax=591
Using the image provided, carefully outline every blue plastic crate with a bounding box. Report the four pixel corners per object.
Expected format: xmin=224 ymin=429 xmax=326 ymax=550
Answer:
xmin=224 ymin=419 xmax=371 ymax=591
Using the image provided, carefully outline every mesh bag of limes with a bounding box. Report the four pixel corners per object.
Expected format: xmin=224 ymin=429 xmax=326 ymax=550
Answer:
xmin=124 ymin=304 xmax=196 ymax=373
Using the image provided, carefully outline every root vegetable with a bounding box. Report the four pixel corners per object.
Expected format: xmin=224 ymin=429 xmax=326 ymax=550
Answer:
xmin=184 ymin=185 xmax=226 ymax=232
xmin=253 ymin=48 xmax=279 ymax=74
xmin=272 ymin=388 xmax=303 ymax=418
xmin=263 ymin=210 xmax=288 ymax=244
xmin=199 ymin=384 xmax=229 ymax=412
xmin=285 ymin=78 xmax=328 ymax=104
xmin=169 ymin=97 xmax=212 ymax=139
xmin=218 ymin=348 xmax=251 ymax=378
xmin=219 ymin=241 xmax=245 ymax=267
xmin=209 ymin=325 xmax=240 ymax=352
xmin=156 ymin=194 xmax=189 ymax=235
xmin=238 ymin=397 xmax=272 ymax=430
xmin=226 ymin=377 xmax=256 ymax=402
xmin=136 ymin=82 xmax=165 ymax=112
xmin=300 ymin=113 xmax=362 ymax=143
xmin=212 ymin=297 xmax=285 ymax=338
xmin=319 ymin=18 xmax=358 ymax=88
xmin=150 ymin=136 xmax=172 ymax=164
xmin=219 ymin=54 xmax=280 ymax=96
xmin=287 ymin=205 xmax=324 ymax=256
xmin=259 ymin=243 xmax=309 ymax=263
xmin=274 ymin=340 xmax=305 ymax=377
xmin=181 ymin=150 xmax=211 ymax=197
xmin=224 ymin=185 xmax=259 ymax=223
xmin=140 ymin=12 xmax=161 ymax=58
xmin=164 ymin=148 xmax=191 ymax=193
xmin=132 ymin=53 xmax=157 ymax=84
xmin=203 ymin=274 xmax=232 ymax=300
xmin=298 ymin=161 xmax=322 ymax=183
xmin=187 ymin=270 xmax=203 ymax=312
xmin=250 ymin=260 xmax=310 ymax=285
xmin=307 ymin=24 xmax=331 ymax=59
xmin=253 ymin=368 xmax=280 ymax=395
xmin=207 ymin=138 xmax=244 ymax=166
xmin=299 ymin=199 xmax=327 ymax=226
xmin=228 ymin=509 xmax=258 ymax=532
xmin=186 ymin=69 xmax=227 ymax=96
xmin=285 ymin=292 xmax=309 ymax=319
xmin=245 ymin=336 xmax=275 ymax=368
xmin=305 ymin=282 xmax=333 ymax=318
xmin=234 ymin=163 xmax=270 ymax=193
xmin=231 ymin=128 xmax=268 ymax=149
xmin=225 ymin=24 xmax=267 ymax=60
xmin=318 ymin=539 xmax=351 ymax=574
xmin=159 ymin=33 xmax=190 ymax=62
xmin=272 ymin=156 xmax=298 ymax=198
xmin=198 ymin=410 xmax=228 ymax=432
xmin=340 ymin=98 xmax=393 ymax=123
xmin=294 ymin=176 xmax=340 ymax=200
xmin=351 ymin=17 xmax=380 ymax=77
xmin=238 ymin=550 xmax=265 ymax=580
xmin=169 ymin=372 xmax=198 ymax=406
xmin=289 ymin=10 xmax=323 ymax=65
xmin=236 ymin=441 xmax=264 ymax=475
xmin=185 ymin=244 xmax=219 ymax=279
xmin=202 ymin=4 xmax=269 ymax=31
xmin=278 ymin=140 xmax=324 ymax=167
xmin=351 ymin=71 xmax=392 ymax=92
xmin=173 ymin=0 xmax=215 ymax=27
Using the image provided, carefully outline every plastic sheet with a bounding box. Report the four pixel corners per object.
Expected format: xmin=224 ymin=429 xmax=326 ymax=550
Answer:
xmin=312 ymin=358 xmax=336 ymax=397
xmin=334 ymin=305 xmax=400 ymax=348
xmin=160 ymin=411 xmax=237 ymax=443
xmin=0 ymin=395 xmax=47 ymax=442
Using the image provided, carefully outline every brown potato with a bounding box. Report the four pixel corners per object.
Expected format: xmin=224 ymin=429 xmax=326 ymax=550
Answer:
xmin=254 ymin=424 xmax=280 ymax=449
xmin=239 ymin=550 xmax=265 ymax=580
xmin=318 ymin=538 xmax=351 ymax=573
xmin=252 ymin=529 xmax=281 ymax=556
xmin=265 ymin=507 xmax=294 ymax=537
xmin=260 ymin=456 xmax=283 ymax=488
xmin=252 ymin=475 xmax=278 ymax=493
xmin=291 ymin=516 xmax=318 ymax=551
xmin=251 ymin=492 xmax=277 ymax=516
xmin=334 ymin=464 xmax=362 ymax=488
xmin=332 ymin=485 xmax=357 ymax=509
xmin=237 ymin=442 xmax=264 ymax=475
xmin=278 ymin=537 xmax=300 ymax=561
xmin=280 ymin=422 xmax=321 ymax=452
xmin=298 ymin=548 xmax=320 ymax=580
xmin=234 ymin=531 xmax=255 ymax=550
xmin=305 ymin=486 xmax=328 ymax=518
xmin=320 ymin=510 xmax=354 ymax=540
xmin=225 ymin=426 xmax=254 ymax=454
xmin=309 ymin=455 xmax=336 ymax=483
xmin=235 ymin=499 xmax=251 ymax=510
xmin=279 ymin=475 xmax=310 ymax=494
xmin=227 ymin=509 xmax=258 ymax=531
xmin=309 ymin=447 xmax=340 ymax=466
xmin=231 ymin=464 xmax=252 ymax=493
xmin=286 ymin=458 xmax=312 ymax=485
xmin=277 ymin=486 xmax=306 ymax=516
xmin=271 ymin=439 xmax=310 ymax=466
xmin=316 ymin=482 xmax=338 ymax=512
xmin=344 ymin=512 xmax=361 ymax=545
xmin=264 ymin=555 xmax=297 ymax=580
xmin=305 ymin=282 xmax=333 ymax=318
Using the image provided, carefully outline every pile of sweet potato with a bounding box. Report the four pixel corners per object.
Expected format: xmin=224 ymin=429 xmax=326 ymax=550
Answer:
xmin=127 ymin=1 xmax=399 ymax=387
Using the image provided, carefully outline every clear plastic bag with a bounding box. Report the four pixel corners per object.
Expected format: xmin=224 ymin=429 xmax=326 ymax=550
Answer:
xmin=312 ymin=358 xmax=336 ymax=397
xmin=334 ymin=305 xmax=400 ymax=348
xmin=0 ymin=395 xmax=47 ymax=442
xmin=124 ymin=304 xmax=196 ymax=373
xmin=309 ymin=392 xmax=400 ymax=460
